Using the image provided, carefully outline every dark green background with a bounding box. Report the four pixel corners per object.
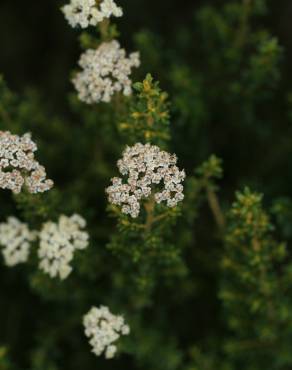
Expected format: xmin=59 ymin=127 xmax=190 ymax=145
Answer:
xmin=0 ymin=0 xmax=290 ymax=101
xmin=1 ymin=1 xmax=292 ymax=369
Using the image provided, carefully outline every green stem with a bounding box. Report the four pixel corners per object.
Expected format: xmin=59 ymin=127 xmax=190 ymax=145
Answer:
xmin=99 ymin=18 xmax=110 ymax=41
xmin=144 ymin=196 xmax=155 ymax=233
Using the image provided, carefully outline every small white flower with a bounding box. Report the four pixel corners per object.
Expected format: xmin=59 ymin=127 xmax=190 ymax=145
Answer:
xmin=105 ymin=344 xmax=117 ymax=359
xmin=62 ymin=0 xmax=123 ymax=29
xmin=73 ymin=40 xmax=140 ymax=104
xmin=0 ymin=131 xmax=53 ymax=194
xmin=0 ymin=217 xmax=36 ymax=267
xmin=38 ymin=214 xmax=89 ymax=280
xmin=83 ymin=306 xmax=130 ymax=359
xmin=100 ymin=0 xmax=123 ymax=18
xmin=106 ymin=143 xmax=186 ymax=218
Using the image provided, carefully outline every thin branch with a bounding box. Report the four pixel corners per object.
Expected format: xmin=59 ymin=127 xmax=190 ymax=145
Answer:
xmin=206 ymin=187 xmax=225 ymax=232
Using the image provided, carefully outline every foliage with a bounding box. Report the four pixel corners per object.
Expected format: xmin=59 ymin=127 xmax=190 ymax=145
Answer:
xmin=0 ymin=0 xmax=292 ymax=370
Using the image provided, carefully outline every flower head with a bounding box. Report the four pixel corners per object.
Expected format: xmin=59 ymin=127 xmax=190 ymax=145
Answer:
xmin=73 ymin=40 xmax=140 ymax=104
xmin=38 ymin=214 xmax=89 ymax=280
xmin=0 ymin=217 xmax=36 ymax=267
xmin=0 ymin=131 xmax=53 ymax=194
xmin=62 ymin=0 xmax=123 ymax=29
xmin=106 ymin=143 xmax=185 ymax=218
xmin=83 ymin=305 xmax=130 ymax=359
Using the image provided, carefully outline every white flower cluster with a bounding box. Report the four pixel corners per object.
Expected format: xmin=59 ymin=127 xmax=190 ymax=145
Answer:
xmin=73 ymin=40 xmax=140 ymax=104
xmin=106 ymin=143 xmax=186 ymax=218
xmin=83 ymin=305 xmax=130 ymax=359
xmin=0 ymin=217 xmax=36 ymax=267
xmin=38 ymin=214 xmax=89 ymax=280
xmin=62 ymin=0 xmax=123 ymax=29
xmin=0 ymin=131 xmax=53 ymax=194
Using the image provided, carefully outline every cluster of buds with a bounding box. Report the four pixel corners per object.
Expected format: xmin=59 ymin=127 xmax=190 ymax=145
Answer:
xmin=83 ymin=306 xmax=130 ymax=359
xmin=62 ymin=0 xmax=123 ymax=29
xmin=73 ymin=41 xmax=140 ymax=104
xmin=0 ymin=217 xmax=36 ymax=267
xmin=38 ymin=214 xmax=89 ymax=280
xmin=106 ymin=143 xmax=185 ymax=218
xmin=0 ymin=131 xmax=53 ymax=194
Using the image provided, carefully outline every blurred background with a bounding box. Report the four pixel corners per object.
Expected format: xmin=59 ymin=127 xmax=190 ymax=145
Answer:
xmin=1 ymin=0 xmax=292 ymax=189
xmin=1 ymin=1 xmax=292 ymax=369
xmin=0 ymin=0 xmax=291 ymax=104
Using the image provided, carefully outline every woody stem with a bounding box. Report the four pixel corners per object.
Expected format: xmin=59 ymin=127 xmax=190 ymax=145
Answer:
xmin=206 ymin=187 xmax=225 ymax=232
